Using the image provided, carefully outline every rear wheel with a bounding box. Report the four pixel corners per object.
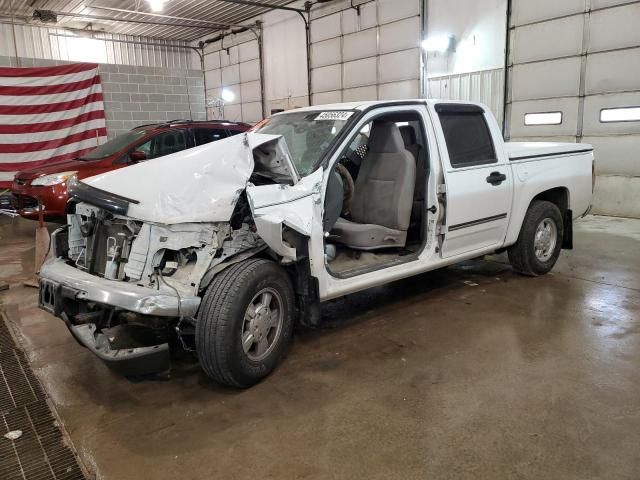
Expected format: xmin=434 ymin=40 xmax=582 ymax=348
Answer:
xmin=196 ymin=258 xmax=295 ymax=388
xmin=508 ymin=200 xmax=564 ymax=276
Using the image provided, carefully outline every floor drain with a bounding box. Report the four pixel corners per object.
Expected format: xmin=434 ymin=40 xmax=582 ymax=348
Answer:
xmin=0 ymin=315 xmax=87 ymax=479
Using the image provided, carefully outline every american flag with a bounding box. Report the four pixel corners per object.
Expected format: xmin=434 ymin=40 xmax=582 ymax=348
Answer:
xmin=0 ymin=63 xmax=107 ymax=188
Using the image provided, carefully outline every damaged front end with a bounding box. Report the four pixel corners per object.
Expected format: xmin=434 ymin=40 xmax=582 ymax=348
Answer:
xmin=38 ymin=133 xmax=312 ymax=376
xmin=41 ymin=202 xmax=265 ymax=375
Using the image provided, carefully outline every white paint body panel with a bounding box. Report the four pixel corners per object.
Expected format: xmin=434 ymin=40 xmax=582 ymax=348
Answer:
xmin=505 ymin=152 xmax=593 ymax=246
xmin=434 ymin=106 xmax=514 ymax=258
xmin=505 ymin=142 xmax=593 ymax=159
xmin=247 ymin=169 xmax=324 ymax=261
xmin=440 ymin=164 xmax=513 ymax=258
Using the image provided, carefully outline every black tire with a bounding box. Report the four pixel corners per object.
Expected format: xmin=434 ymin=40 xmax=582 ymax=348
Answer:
xmin=196 ymin=258 xmax=295 ymax=388
xmin=508 ymin=200 xmax=564 ymax=277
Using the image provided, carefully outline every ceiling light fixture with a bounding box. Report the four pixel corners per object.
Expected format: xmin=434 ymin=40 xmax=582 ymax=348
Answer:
xmin=147 ymin=0 xmax=168 ymax=13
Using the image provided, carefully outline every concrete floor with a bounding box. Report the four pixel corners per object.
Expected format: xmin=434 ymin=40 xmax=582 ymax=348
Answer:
xmin=1 ymin=215 xmax=639 ymax=480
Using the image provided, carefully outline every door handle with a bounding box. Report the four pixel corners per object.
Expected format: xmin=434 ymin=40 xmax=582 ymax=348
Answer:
xmin=427 ymin=205 xmax=437 ymax=214
xmin=486 ymin=171 xmax=507 ymax=186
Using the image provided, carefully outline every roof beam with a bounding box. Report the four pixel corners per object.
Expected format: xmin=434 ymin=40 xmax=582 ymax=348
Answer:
xmin=211 ymin=0 xmax=309 ymax=14
xmin=33 ymin=9 xmax=218 ymax=30
xmin=86 ymin=4 xmax=256 ymax=30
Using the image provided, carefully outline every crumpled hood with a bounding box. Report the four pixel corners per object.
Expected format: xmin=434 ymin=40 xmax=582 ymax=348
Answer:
xmin=79 ymin=133 xmax=296 ymax=224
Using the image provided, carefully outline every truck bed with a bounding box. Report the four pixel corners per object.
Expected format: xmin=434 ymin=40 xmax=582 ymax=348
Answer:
xmin=506 ymin=142 xmax=593 ymax=161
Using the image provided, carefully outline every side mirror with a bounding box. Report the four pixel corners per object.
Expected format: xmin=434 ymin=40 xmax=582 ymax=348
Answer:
xmin=129 ymin=151 xmax=147 ymax=162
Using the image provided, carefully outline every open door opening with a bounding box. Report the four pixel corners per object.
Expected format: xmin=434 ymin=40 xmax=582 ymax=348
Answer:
xmin=323 ymin=110 xmax=431 ymax=278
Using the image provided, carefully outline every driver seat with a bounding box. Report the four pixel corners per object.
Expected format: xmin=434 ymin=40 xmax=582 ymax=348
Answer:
xmin=331 ymin=121 xmax=416 ymax=250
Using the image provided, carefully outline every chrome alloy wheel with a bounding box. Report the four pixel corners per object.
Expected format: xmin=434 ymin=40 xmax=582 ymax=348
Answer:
xmin=534 ymin=218 xmax=558 ymax=262
xmin=241 ymin=288 xmax=284 ymax=362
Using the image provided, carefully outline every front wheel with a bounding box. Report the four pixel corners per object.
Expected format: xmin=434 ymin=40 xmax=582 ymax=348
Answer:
xmin=508 ymin=200 xmax=564 ymax=276
xmin=196 ymin=258 xmax=295 ymax=388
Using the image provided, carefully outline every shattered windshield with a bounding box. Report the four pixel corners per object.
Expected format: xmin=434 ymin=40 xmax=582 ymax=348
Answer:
xmin=256 ymin=111 xmax=354 ymax=175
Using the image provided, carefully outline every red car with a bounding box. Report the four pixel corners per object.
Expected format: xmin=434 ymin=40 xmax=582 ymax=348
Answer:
xmin=12 ymin=120 xmax=250 ymax=221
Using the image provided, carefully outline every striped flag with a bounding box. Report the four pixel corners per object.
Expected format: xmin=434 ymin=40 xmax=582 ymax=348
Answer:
xmin=0 ymin=63 xmax=107 ymax=188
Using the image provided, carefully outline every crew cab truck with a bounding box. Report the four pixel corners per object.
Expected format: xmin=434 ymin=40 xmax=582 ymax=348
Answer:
xmin=38 ymin=100 xmax=594 ymax=388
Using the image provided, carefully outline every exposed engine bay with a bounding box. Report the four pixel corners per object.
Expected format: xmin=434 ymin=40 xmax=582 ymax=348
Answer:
xmin=42 ymin=196 xmax=264 ymax=365
xmin=62 ymin=202 xmax=264 ymax=297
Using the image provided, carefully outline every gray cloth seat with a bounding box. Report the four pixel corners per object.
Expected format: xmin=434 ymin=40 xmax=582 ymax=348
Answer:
xmin=400 ymin=126 xmax=422 ymax=166
xmin=331 ymin=121 xmax=416 ymax=250
xmin=399 ymin=126 xmax=427 ymax=224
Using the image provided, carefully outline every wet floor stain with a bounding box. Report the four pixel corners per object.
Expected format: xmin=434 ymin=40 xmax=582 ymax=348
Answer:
xmin=0 ymin=217 xmax=56 ymax=285
xmin=1 ymin=215 xmax=640 ymax=480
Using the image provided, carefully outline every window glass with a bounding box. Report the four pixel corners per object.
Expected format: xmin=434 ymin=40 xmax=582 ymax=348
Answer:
xmin=600 ymin=107 xmax=640 ymax=123
xmin=135 ymin=139 xmax=152 ymax=157
xmin=79 ymin=129 xmax=148 ymax=160
xmin=525 ymin=112 xmax=562 ymax=126
xmin=343 ymin=123 xmax=371 ymax=162
xmin=194 ymin=128 xmax=227 ymax=146
xmin=438 ymin=111 xmax=496 ymax=168
xmin=150 ymin=130 xmax=186 ymax=158
xmin=256 ymin=111 xmax=352 ymax=175
xmin=344 ymin=121 xmax=419 ymax=161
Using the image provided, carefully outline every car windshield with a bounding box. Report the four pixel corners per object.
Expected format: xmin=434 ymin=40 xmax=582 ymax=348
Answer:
xmin=78 ymin=129 xmax=149 ymax=160
xmin=256 ymin=111 xmax=354 ymax=175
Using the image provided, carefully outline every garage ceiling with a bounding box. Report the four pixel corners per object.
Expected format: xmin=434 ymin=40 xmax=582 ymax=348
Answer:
xmin=0 ymin=0 xmax=298 ymax=41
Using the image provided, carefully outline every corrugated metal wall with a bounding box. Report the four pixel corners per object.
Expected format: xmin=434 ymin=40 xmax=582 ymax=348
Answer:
xmin=0 ymin=22 xmax=192 ymax=68
xmin=426 ymin=68 xmax=505 ymax=124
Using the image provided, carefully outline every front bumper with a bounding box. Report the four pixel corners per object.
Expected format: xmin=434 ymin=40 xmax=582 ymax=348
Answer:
xmin=11 ymin=181 xmax=67 ymax=218
xmin=39 ymin=258 xmax=200 ymax=317
xmin=0 ymin=191 xmax=15 ymax=210
xmin=38 ymin=258 xmax=199 ymax=376
xmin=11 ymin=192 xmax=39 ymax=212
xmin=61 ymin=313 xmax=170 ymax=376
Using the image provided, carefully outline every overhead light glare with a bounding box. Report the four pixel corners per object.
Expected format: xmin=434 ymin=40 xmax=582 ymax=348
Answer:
xmin=147 ymin=0 xmax=168 ymax=13
xmin=221 ymin=88 xmax=235 ymax=103
xmin=421 ymin=34 xmax=455 ymax=53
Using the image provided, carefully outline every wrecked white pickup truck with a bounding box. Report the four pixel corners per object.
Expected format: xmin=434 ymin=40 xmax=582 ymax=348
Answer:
xmin=39 ymin=100 xmax=594 ymax=387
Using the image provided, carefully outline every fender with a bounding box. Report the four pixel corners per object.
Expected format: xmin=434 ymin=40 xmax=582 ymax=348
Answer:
xmin=246 ymin=168 xmax=324 ymax=262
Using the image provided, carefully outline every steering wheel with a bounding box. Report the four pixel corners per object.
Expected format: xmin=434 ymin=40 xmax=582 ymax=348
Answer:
xmin=335 ymin=163 xmax=355 ymax=216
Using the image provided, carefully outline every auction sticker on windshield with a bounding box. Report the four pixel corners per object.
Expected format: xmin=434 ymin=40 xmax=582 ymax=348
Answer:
xmin=315 ymin=111 xmax=354 ymax=121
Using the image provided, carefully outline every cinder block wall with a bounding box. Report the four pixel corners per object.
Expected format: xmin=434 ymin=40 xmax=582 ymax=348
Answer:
xmin=99 ymin=64 xmax=206 ymax=138
xmin=0 ymin=56 xmax=206 ymax=139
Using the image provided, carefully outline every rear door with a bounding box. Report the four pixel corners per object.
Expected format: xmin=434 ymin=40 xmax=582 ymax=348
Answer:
xmin=435 ymin=104 xmax=513 ymax=258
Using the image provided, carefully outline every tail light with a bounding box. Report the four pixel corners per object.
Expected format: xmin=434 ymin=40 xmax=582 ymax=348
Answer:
xmin=592 ymin=160 xmax=596 ymax=194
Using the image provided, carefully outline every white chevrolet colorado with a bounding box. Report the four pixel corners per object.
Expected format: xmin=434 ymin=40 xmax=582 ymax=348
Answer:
xmin=38 ymin=100 xmax=594 ymax=388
